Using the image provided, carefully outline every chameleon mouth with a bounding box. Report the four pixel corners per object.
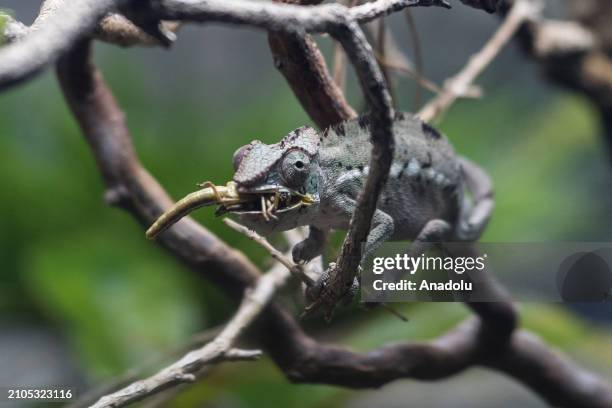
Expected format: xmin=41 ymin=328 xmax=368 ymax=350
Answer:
xmin=145 ymin=181 xmax=314 ymax=239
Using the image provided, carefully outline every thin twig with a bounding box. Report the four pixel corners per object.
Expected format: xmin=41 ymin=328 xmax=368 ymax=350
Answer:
xmin=418 ymin=0 xmax=541 ymax=122
xmin=67 ymin=327 xmax=222 ymax=408
xmin=376 ymin=54 xmax=443 ymax=94
xmin=331 ymin=0 xmax=359 ymax=93
xmin=149 ymin=0 xmax=446 ymax=317
xmin=91 ymin=343 xmax=261 ymax=408
xmin=91 ymin=224 xmax=305 ymax=408
xmin=224 ymin=218 xmax=314 ymax=286
xmin=404 ymin=9 xmax=424 ymax=109
xmin=38 ymin=2 xmax=612 ymax=407
xmin=332 ymin=41 xmax=348 ymax=92
xmin=375 ymin=17 xmax=397 ymax=104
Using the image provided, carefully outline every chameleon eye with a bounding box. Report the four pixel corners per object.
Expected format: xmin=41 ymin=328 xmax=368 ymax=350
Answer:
xmin=281 ymin=150 xmax=310 ymax=187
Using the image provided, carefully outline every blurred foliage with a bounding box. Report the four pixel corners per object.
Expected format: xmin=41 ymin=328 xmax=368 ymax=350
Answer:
xmin=1 ymin=33 xmax=612 ymax=407
xmin=0 ymin=13 xmax=7 ymax=45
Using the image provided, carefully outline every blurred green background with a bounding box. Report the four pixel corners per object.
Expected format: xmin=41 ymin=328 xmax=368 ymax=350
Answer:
xmin=1 ymin=1 xmax=612 ymax=407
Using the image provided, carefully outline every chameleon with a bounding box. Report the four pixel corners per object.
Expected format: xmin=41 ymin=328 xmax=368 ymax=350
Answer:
xmin=146 ymin=112 xmax=493 ymax=317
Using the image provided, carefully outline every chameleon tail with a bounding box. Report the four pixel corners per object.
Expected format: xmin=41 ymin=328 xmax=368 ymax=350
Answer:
xmin=456 ymin=156 xmax=494 ymax=241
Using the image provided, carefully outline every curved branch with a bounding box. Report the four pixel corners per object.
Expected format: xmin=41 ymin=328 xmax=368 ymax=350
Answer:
xmin=500 ymin=0 xmax=612 ymax=159
xmin=89 ymin=223 xmax=310 ymax=408
xmin=0 ymin=0 xmax=122 ymax=91
xmin=54 ymin=27 xmax=612 ymax=408
xmin=56 ymin=40 xmax=261 ymax=298
xmin=151 ymin=0 xmax=448 ymax=316
xmin=95 ymin=14 xmax=180 ymax=47
xmin=268 ymin=0 xmax=356 ymax=129
xmin=317 ymin=18 xmax=396 ymax=316
xmin=488 ymin=330 xmax=612 ymax=408
xmin=2 ymin=1 xmax=178 ymax=49
xmin=151 ymin=0 xmax=449 ymax=30
xmin=418 ymin=0 xmax=540 ymax=122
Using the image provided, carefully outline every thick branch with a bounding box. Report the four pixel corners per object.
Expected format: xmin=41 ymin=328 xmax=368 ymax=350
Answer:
xmin=56 ymin=40 xmax=262 ymax=300
xmin=50 ymin=6 xmax=612 ymax=408
xmin=487 ymin=330 xmax=612 ymax=408
xmin=268 ymin=0 xmax=356 ymax=129
xmin=0 ymin=15 xmax=28 ymax=43
xmin=0 ymin=0 xmax=123 ymax=91
xmin=2 ymin=1 xmax=178 ymax=49
xmin=91 ymin=225 xmax=305 ymax=408
xmin=501 ymin=0 xmax=612 ymax=156
xmin=95 ymin=14 xmax=180 ymax=47
xmin=314 ymin=20 xmax=396 ymax=316
xmin=288 ymin=321 xmax=612 ymax=408
xmin=152 ymin=0 xmax=449 ymax=31
xmin=151 ymin=0 xmax=445 ymax=316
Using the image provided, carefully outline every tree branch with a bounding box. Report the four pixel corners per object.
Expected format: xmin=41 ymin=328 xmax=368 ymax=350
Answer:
xmin=68 ymin=327 xmax=222 ymax=408
xmin=1 ymin=1 xmax=179 ymax=49
xmin=149 ymin=0 xmax=448 ymax=316
xmin=44 ymin=3 xmax=612 ymax=408
xmin=0 ymin=0 xmax=123 ymax=90
xmin=418 ymin=0 xmax=541 ymax=122
xmin=151 ymin=0 xmax=450 ymax=30
xmin=90 ymin=225 xmax=306 ymax=408
xmin=95 ymin=14 xmax=180 ymax=47
xmin=500 ymin=0 xmax=612 ymax=158
xmin=224 ymin=219 xmax=314 ymax=286
xmin=268 ymin=0 xmax=356 ymax=129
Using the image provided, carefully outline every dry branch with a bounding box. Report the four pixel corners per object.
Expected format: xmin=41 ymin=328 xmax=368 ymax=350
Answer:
xmin=68 ymin=327 xmax=222 ymax=408
xmin=91 ymin=345 xmax=260 ymax=408
xmin=148 ymin=0 xmax=449 ymax=316
xmin=147 ymin=0 xmax=451 ymax=32
xmin=0 ymin=1 xmax=602 ymax=407
xmin=418 ymin=0 xmax=541 ymax=122
xmin=90 ymin=225 xmax=305 ymax=408
xmin=1 ymin=1 xmax=178 ymax=48
xmin=0 ymin=15 xmax=28 ymax=43
xmin=268 ymin=0 xmax=356 ymax=129
xmin=95 ymin=14 xmax=180 ymax=47
xmin=224 ymin=219 xmax=314 ymax=286
xmin=499 ymin=0 xmax=612 ymax=152
xmin=0 ymin=0 xmax=122 ymax=90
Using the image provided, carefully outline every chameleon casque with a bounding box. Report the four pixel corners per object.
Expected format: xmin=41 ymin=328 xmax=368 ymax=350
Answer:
xmin=146 ymin=112 xmax=493 ymax=315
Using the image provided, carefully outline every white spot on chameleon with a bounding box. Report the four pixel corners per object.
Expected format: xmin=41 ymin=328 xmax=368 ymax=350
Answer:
xmin=336 ymin=168 xmax=367 ymax=186
xmin=406 ymin=159 xmax=420 ymax=176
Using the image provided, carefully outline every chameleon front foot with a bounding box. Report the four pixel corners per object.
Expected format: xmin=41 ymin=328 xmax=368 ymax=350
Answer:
xmin=301 ymin=263 xmax=360 ymax=321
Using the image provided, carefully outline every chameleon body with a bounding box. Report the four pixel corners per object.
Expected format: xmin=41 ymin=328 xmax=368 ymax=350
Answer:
xmin=147 ymin=112 xmax=493 ymax=315
xmin=229 ymin=112 xmax=491 ymax=262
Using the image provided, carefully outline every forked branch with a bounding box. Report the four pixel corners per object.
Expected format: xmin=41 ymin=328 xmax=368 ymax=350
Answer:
xmin=418 ymin=0 xmax=541 ymax=122
xmin=90 ymin=225 xmax=305 ymax=408
xmin=0 ymin=0 xmax=605 ymax=407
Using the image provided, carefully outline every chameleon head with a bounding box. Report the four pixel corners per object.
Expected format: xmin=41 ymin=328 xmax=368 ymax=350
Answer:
xmin=145 ymin=126 xmax=321 ymax=239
